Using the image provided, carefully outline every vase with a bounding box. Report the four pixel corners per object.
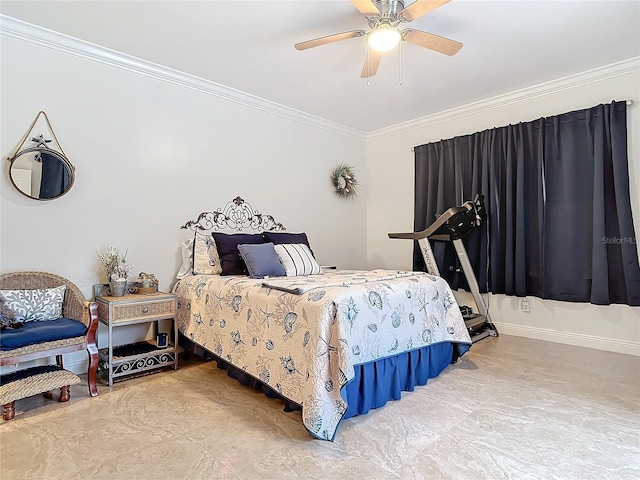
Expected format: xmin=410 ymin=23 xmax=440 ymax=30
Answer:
xmin=109 ymin=280 xmax=128 ymax=297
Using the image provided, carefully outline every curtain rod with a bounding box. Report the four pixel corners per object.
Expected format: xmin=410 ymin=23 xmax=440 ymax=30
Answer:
xmin=410 ymin=100 xmax=636 ymax=151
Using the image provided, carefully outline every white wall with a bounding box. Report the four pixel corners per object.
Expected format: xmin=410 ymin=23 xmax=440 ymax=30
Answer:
xmin=366 ymin=60 xmax=640 ymax=355
xmin=0 ymin=27 xmax=367 ymax=373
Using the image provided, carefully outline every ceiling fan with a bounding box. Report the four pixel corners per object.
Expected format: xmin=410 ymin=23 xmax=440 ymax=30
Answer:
xmin=294 ymin=0 xmax=462 ymax=78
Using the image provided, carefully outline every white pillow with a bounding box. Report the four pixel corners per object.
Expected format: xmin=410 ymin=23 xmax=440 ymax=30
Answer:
xmin=0 ymin=285 xmax=67 ymax=322
xmin=274 ymin=243 xmax=323 ymax=276
xmin=176 ymin=238 xmax=194 ymax=279
xmin=192 ymin=232 xmax=222 ymax=275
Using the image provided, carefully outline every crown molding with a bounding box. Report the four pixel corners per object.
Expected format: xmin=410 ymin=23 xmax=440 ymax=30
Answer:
xmin=367 ymin=56 xmax=640 ymax=141
xmin=0 ymin=15 xmax=366 ymax=141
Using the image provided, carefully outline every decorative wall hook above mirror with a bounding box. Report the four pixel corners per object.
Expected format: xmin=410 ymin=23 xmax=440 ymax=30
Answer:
xmin=5 ymin=111 xmax=75 ymax=201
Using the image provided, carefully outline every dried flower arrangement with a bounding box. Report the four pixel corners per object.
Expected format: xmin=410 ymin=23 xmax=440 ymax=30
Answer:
xmin=98 ymin=247 xmax=132 ymax=282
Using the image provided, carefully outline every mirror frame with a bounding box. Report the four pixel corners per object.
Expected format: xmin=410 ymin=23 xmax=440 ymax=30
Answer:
xmin=8 ymin=146 xmax=75 ymax=201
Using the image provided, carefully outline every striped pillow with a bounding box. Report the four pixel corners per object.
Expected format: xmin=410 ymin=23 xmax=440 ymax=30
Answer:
xmin=274 ymin=244 xmax=323 ymax=276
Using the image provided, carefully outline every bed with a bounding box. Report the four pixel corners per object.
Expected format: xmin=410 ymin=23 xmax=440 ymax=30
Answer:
xmin=173 ymin=197 xmax=472 ymax=441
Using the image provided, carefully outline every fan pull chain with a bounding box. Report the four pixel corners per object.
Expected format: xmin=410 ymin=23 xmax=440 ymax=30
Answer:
xmin=366 ymin=45 xmax=371 ymax=87
xmin=399 ymin=41 xmax=403 ymax=86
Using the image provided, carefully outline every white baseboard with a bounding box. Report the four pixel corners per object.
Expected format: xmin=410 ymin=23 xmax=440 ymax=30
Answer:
xmin=494 ymin=322 xmax=640 ymax=356
xmin=61 ymin=358 xmax=88 ymax=375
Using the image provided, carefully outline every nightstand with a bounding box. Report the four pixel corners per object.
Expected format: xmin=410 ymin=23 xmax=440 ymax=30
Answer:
xmin=95 ymin=291 xmax=178 ymax=386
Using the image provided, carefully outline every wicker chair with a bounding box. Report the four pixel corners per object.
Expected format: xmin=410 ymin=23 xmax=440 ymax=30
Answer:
xmin=0 ymin=271 xmax=99 ymax=397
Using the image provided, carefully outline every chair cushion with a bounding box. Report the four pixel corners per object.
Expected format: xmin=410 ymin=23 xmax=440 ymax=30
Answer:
xmin=0 ymin=318 xmax=87 ymax=351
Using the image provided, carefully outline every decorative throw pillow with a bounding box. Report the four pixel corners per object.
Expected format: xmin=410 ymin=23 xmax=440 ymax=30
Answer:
xmin=274 ymin=243 xmax=323 ymax=276
xmin=0 ymin=285 xmax=67 ymax=322
xmin=176 ymin=237 xmax=194 ymax=279
xmin=192 ymin=232 xmax=222 ymax=275
xmin=213 ymin=233 xmax=265 ymax=275
xmin=238 ymin=243 xmax=286 ymax=279
xmin=0 ymin=297 xmax=22 ymax=330
xmin=262 ymin=231 xmax=314 ymax=256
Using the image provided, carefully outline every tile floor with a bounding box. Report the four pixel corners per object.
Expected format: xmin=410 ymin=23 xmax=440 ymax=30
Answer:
xmin=0 ymin=334 xmax=638 ymax=480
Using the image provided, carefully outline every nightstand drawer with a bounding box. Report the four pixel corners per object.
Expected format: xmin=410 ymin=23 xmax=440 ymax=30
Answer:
xmin=112 ymin=298 xmax=175 ymax=323
xmin=97 ymin=297 xmax=176 ymax=324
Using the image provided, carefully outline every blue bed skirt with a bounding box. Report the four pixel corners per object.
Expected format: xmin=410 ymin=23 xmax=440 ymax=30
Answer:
xmin=341 ymin=341 xmax=466 ymax=419
xmin=200 ymin=340 xmax=469 ymax=431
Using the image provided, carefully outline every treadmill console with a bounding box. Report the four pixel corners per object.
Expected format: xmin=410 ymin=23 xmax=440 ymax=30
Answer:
xmin=430 ymin=195 xmax=486 ymax=241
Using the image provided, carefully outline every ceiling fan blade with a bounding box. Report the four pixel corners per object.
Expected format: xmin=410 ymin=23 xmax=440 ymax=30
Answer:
xmin=294 ymin=30 xmax=366 ymax=50
xmin=399 ymin=0 xmax=451 ymax=22
xmin=403 ymin=29 xmax=462 ymax=56
xmin=361 ymin=49 xmax=383 ymax=78
xmin=350 ymin=0 xmax=380 ymax=16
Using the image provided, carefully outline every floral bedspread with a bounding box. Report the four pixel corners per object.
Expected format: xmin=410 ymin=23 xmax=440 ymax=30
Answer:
xmin=173 ymin=269 xmax=471 ymax=440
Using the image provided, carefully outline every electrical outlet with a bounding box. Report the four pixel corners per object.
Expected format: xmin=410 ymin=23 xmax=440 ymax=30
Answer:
xmin=521 ymin=299 xmax=531 ymax=313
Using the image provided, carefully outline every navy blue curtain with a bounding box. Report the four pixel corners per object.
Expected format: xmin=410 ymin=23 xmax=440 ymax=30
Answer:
xmin=413 ymin=101 xmax=640 ymax=306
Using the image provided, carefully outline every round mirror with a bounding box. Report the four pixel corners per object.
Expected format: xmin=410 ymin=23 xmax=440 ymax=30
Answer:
xmin=8 ymin=147 xmax=75 ymax=201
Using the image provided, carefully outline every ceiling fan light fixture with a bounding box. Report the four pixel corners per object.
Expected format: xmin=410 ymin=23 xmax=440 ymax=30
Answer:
xmin=368 ymin=26 xmax=401 ymax=52
xmin=295 ymin=0 xmax=462 ymax=77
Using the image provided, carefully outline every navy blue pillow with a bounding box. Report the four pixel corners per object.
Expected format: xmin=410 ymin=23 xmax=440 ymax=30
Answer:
xmin=262 ymin=232 xmax=314 ymax=256
xmin=237 ymin=243 xmax=286 ymax=278
xmin=212 ymin=233 xmax=265 ymax=275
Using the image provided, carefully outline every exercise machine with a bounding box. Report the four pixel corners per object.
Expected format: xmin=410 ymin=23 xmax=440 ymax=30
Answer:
xmin=389 ymin=195 xmax=498 ymax=343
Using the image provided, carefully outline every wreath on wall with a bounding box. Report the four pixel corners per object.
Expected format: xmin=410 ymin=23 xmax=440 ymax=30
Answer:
xmin=330 ymin=163 xmax=359 ymax=199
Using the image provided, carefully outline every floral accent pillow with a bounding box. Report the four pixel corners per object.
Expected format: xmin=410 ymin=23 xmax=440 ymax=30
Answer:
xmin=192 ymin=232 xmax=222 ymax=275
xmin=0 ymin=285 xmax=67 ymax=322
